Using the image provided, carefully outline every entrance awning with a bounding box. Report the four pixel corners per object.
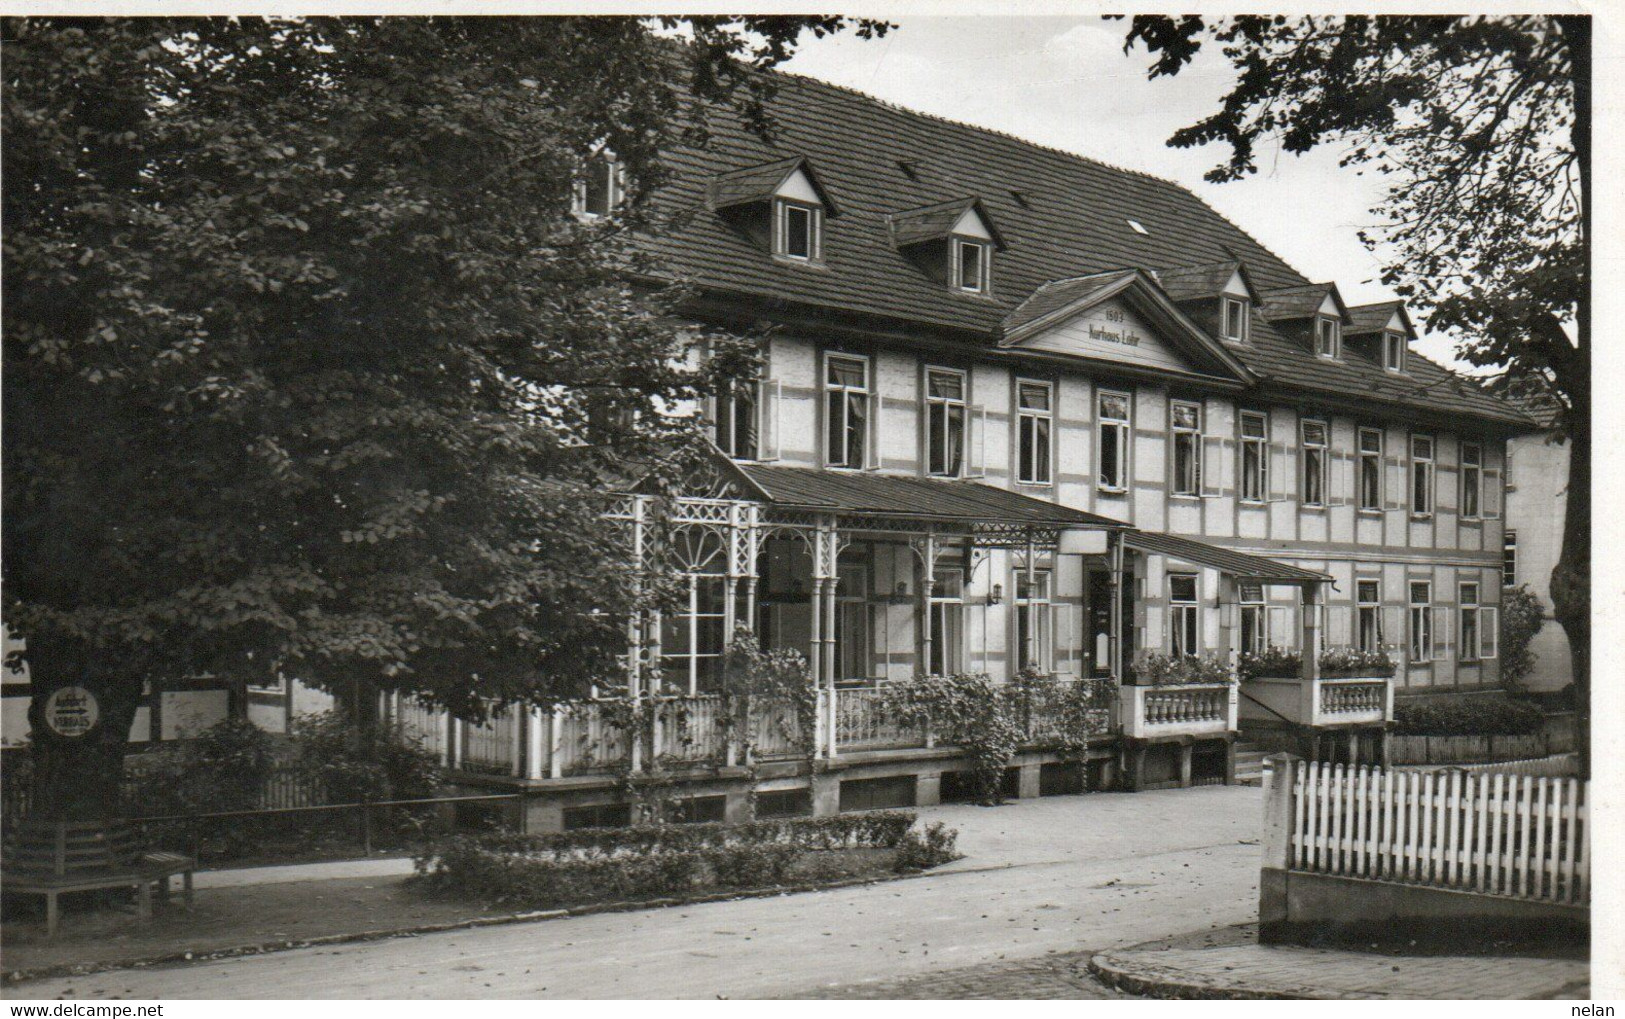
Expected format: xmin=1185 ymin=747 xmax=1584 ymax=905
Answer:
xmin=740 ymin=464 xmax=1126 ymax=531
xmin=1122 ymin=530 xmax=1329 ymax=585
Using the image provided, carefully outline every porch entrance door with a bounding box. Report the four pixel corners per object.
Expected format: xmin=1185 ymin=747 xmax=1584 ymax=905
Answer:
xmin=1085 ymin=568 xmax=1129 ymax=678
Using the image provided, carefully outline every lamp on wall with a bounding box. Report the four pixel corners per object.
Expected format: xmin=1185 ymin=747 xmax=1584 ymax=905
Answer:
xmin=896 ymin=581 xmax=908 ymax=597
xmin=989 ymin=583 xmax=1004 ymax=605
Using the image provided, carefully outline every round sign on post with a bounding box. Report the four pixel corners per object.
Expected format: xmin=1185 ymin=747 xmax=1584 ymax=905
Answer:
xmin=44 ymin=686 xmax=99 ymax=738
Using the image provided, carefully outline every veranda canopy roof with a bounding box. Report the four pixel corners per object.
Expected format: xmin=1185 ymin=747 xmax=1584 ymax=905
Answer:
xmin=1122 ymin=530 xmax=1330 ymax=586
xmin=739 ymin=464 xmax=1125 ymax=530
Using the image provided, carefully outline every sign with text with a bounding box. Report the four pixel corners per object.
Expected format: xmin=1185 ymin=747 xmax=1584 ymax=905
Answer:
xmin=44 ymin=685 xmax=99 ymax=737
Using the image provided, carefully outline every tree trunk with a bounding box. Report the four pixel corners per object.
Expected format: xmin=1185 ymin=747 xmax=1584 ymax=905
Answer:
xmin=1550 ymin=413 xmax=1589 ymax=776
xmin=25 ymin=643 xmax=143 ymax=823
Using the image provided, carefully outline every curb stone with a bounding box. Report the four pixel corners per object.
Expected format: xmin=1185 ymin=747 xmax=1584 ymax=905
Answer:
xmin=3 ymin=867 xmax=942 ymax=988
xmin=1087 ymin=951 xmax=1310 ymax=1000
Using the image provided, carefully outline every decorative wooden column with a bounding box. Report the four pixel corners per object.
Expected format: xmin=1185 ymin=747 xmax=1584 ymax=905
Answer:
xmin=1300 ymin=584 xmax=1321 ymax=683
xmin=814 ymin=519 xmax=840 ymax=757
xmin=1108 ymin=531 xmax=1126 ymax=683
xmin=915 ymin=529 xmax=937 ymax=676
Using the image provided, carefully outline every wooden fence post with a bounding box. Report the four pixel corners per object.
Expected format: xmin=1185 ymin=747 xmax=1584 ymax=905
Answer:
xmin=1258 ymin=752 xmax=1298 ymax=940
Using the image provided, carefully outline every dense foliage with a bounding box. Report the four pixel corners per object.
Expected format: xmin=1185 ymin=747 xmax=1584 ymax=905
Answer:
xmin=1 ymin=15 xmax=884 ymax=818
xmin=1120 ymin=13 xmax=1589 ymax=769
xmin=1132 ymin=651 xmax=1234 ymax=686
xmin=1393 ymin=695 xmax=1544 ymax=736
xmin=1498 ymin=585 xmax=1546 ymax=690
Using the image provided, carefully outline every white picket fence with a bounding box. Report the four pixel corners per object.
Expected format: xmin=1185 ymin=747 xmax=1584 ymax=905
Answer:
xmin=1288 ymin=760 xmax=1588 ymax=906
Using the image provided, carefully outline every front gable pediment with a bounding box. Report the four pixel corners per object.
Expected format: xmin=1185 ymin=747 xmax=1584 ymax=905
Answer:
xmin=1000 ymin=271 xmax=1255 ymax=385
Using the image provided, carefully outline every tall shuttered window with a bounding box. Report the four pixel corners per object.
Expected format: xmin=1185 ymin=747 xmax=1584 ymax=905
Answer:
xmin=1358 ymin=580 xmax=1384 ymax=653
xmin=1015 ymin=570 xmax=1055 ymax=674
xmin=1239 ymin=582 xmax=1267 ymax=656
xmin=824 ymin=354 xmax=870 ymax=469
xmin=1408 ymin=581 xmax=1433 ymax=662
xmin=1301 ymin=419 xmax=1328 ymax=507
xmin=1411 ymin=435 xmax=1435 ymax=515
xmin=925 ymin=368 xmax=967 ymax=478
xmin=1239 ymin=411 xmax=1268 ymax=503
xmin=1169 ymin=575 xmax=1200 ymax=657
xmin=1461 ymin=442 xmax=1483 ymax=519
xmin=1358 ymin=427 xmax=1383 ymax=511
xmin=1098 ymin=391 xmax=1131 ymax=492
xmin=715 ymin=380 xmax=759 ymax=460
xmin=1171 ymin=401 xmax=1202 ymax=497
xmin=1016 ymin=381 xmax=1053 ymax=485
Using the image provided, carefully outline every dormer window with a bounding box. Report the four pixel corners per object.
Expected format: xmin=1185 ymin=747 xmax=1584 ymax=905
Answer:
xmin=774 ymin=199 xmax=822 ymax=262
xmin=1383 ymin=331 xmax=1407 ymax=372
xmin=574 ymin=153 xmax=621 ymax=218
xmin=1221 ymin=297 xmax=1250 ymax=343
xmin=1316 ymin=317 xmax=1341 ymax=358
xmin=952 ymin=238 xmax=990 ymax=294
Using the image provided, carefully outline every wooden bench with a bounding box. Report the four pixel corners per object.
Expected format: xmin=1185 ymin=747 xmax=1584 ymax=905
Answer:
xmin=2 ymin=821 xmax=195 ymax=936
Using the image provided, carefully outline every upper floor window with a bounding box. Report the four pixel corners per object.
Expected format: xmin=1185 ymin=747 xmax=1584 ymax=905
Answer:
xmin=824 ymin=354 xmax=870 ymax=469
xmin=1315 ymin=317 xmax=1341 ymax=358
xmin=1168 ymin=574 xmax=1200 ymax=657
xmin=774 ymin=199 xmax=823 ymax=261
xmin=1301 ymin=419 xmax=1329 ymax=507
xmin=1357 ymin=579 xmax=1384 ymax=653
xmin=574 ymin=153 xmax=622 ymax=218
xmin=925 ymin=368 xmax=967 ymax=477
xmin=1460 ymin=441 xmax=1483 ymax=519
xmin=1503 ymin=530 xmax=1518 ymax=587
xmin=1383 ymin=331 xmax=1407 ymax=372
xmin=952 ymin=238 xmax=991 ymax=294
xmin=1097 ymin=390 xmax=1131 ymax=492
xmin=1016 ymin=380 xmax=1053 ymax=486
xmin=1171 ymin=401 xmax=1203 ymax=497
xmin=1239 ymin=411 xmax=1268 ymax=503
xmin=1221 ymin=298 xmax=1249 ymax=343
xmin=714 ymin=379 xmax=759 ymax=460
xmin=1358 ymin=427 xmax=1383 ymax=511
xmin=1411 ymin=434 xmax=1435 ymax=516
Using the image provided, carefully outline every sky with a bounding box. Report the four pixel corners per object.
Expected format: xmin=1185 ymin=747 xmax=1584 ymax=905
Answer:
xmin=778 ymin=15 xmax=1462 ymax=369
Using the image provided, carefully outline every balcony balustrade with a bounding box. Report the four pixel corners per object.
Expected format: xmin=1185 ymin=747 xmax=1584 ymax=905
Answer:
xmin=1117 ymin=682 xmax=1237 ymax=740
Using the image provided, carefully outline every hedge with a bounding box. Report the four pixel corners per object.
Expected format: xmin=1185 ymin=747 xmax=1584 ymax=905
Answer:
xmin=1392 ymin=696 xmax=1544 ymax=736
xmin=412 ymin=811 xmax=934 ymax=906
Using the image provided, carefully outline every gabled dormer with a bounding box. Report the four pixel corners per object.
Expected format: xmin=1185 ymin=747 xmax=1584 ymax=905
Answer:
xmin=572 ymin=147 xmax=623 ymax=219
xmin=710 ymin=156 xmax=839 ymax=264
xmin=1154 ymin=260 xmax=1261 ymax=345
xmin=1344 ymin=300 xmax=1418 ymax=374
xmin=889 ymin=198 xmax=1007 ymax=296
xmin=1259 ymin=282 xmax=1352 ymax=360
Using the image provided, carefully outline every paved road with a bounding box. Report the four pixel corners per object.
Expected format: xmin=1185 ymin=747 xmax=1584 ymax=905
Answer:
xmin=14 ymin=787 xmax=1266 ymax=999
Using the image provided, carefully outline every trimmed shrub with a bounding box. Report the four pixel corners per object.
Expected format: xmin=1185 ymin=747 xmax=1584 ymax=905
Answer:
xmin=1393 ymin=695 xmax=1544 ymax=736
xmin=894 ymin=821 xmax=960 ymax=871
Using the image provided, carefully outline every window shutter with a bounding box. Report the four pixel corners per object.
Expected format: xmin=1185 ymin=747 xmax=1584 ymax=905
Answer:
xmin=1268 ymin=606 xmax=1291 ymax=650
xmin=1432 ymin=605 xmax=1452 ymax=659
xmin=759 ymin=380 xmax=782 ymax=461
xmin=1268 ymin=444 xmax=1289 ymax=501
xmin=1480 ymin=605 xmax=1499 ymax=659
xmin=1329 ymin=453 xmax=1354 ymax=506
xmin=1382 ymin=606 xmax=1402 ymax=656
xmin=1200 ymin=435 xmax=1224 ymax=497
xmin=966 ymin=406 xmax=988 ymax=478
xmin=1327 ymin=605 xmax=1352 ymax=647
xmin=1483 ymin=468 xmax=1503 ymax=519
xmin=864 ymin=392 xmax=883 ymax=471
xmin=1384 ymin=456 xmax=1406 ymax=510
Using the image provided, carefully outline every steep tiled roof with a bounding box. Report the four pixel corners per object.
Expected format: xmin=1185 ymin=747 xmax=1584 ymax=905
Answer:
xmin=888 ymin=196 xmax=1004 ymax=249
xmin=650 ymin=69 xmax=1531 ymax=427
xmin=1345 ymin=300 xmax=1416 ymax=338
xmin=709 ymin=155 xmax=838 ymax=214
xmin=1001 ymin=270 xmax=1135 ymax=336
xmin=1260 ymin=282 xmax=1346 ymax=323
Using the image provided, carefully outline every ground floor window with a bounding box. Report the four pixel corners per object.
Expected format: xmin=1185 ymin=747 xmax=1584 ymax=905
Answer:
xmin=1459 ymin=581 xmax=1481 ymax=662
xmin=1238 ymin=582 xmax=1266 ymax=656
xmin=835 ymin=560 xmax=873 ymax=682
xmin=928 ymin=567 xmax=964 ymax=677
xmin=1357 ymin=579 xmax=1383 ymax=652
xmin=1015 ymin=569 xmax=1054 ymax=673
xmin=662 ymin=573 xmax=727 ymax=693
xmin=1169 ymin=574 xmax=1200 ymax=657
xmin=1408 ymin=581 xmax=1432 ymax=662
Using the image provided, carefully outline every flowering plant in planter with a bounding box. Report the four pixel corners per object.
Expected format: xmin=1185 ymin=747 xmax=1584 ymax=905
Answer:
xmin=1317 ymin=645 xmax=1398 ymax=678
xmin=1236 ymin=645 xmax=1302 ymax=681
xmin=1131 ymin=650 xmax=1235 ymax=686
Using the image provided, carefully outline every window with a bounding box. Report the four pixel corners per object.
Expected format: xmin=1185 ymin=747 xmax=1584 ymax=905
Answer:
xmin=1459 ymin=582 xmax=1481 ymax=662
xmin=1097 ymin=391 xmax=1131 ymax=491
xmin=925 ymin=368 xmax=967 ymax=477
xmin=1015 ymin=570 xmax=1054 ymax=673
xmin=1357 ymin=580 xmax=1384 ymax=653
xmin=774 ymin=200 xmax=822 ymax=261
xmin=714 ymin=380 xmax=758 ymax=460
xmin=835 ymin=561 xmax=872 ymax=681
xmin=1316 ymin=317 xmax=1341 ymax=358
xmin=1411 ymin=435 xmax=1435 ymax=515
xmin=1408 ymin=581 xmax=1432 ymax=662
xmin=952 ymin=238 xmax=990 ymax=293
xmin=662 ymin=574 xmax=727 ymax=693
xmin=928 ymin=568 xmax=964 ymax=677
xmin=1016 ymin=380 xmax=1053 ymax=485
xmin=1357 ymin=428 xmax=1383 ymax=510
xmin=1238 ymin=582 xmax=1267 ymax=656
xmin=1239 ymin=412 xmax=1269 ymax=503
xmin=1460 ymin=442 xmax=1483 ymax=519
xmin=1222 ymin=298 xmax=1249 ymax=343
xmin=1503 ymin=530 xmax=1518 ymax=587
xmin=575 ymin=154 xmax=620 ymax=217
xmin=1170 ymin=401 xmax=1202 ymax=497
xmin=824 ymin=354 xmax=870 ymax=469
xmin=1168 ymin=575 xmax=1200 ymax=657
xmin=1383 ymin=331 xmax=1407 ymax=372
xmin=1301 ymin=419 xmax=1328 ymax=507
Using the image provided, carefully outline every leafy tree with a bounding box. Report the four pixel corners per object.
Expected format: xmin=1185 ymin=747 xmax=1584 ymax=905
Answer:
xmin=1119 ymin=14 xmax=1589 ymax=768
xmin=2 ymin=15 xmax=886 ymax=821
xmin=1498 ymin=584 xmax=1546 ymax=692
